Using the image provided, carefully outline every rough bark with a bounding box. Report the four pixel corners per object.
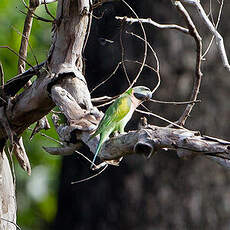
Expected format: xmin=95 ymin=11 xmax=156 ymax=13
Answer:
xmin=1 ymin=0 xmax=230 ymax=229
xmin=0 ymin=151 xmax=16 ymax=230
xmin=0 ymin=0 xmax=96 ymax=228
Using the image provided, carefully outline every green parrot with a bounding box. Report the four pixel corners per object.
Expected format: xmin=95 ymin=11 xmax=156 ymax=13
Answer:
xmin=89 ymin=86 xmax=152 ymax=168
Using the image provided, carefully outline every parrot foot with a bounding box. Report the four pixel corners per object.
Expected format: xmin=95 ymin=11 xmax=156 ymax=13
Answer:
xmin=91 ymin=157 xmax=123 ymax=170
xmin=105 ymin=157 xmax=123 ymax=166
xmin=91 ymin=161 xmax=108 ymax=171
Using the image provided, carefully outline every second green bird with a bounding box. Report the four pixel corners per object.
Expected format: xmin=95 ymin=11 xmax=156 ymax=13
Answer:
xmin=90 ymin=86 xmax=152 ymax=168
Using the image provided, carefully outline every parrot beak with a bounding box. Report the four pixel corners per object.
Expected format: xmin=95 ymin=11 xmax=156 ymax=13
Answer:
xmin=134 ymin=91 xmax=152 ymax=101
xmin=146 ymin=91 xmax=152 ymax=100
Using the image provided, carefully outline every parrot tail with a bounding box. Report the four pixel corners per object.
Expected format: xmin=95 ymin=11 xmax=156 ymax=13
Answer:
xmin=90 ymin=140 xmax=103 ymax=169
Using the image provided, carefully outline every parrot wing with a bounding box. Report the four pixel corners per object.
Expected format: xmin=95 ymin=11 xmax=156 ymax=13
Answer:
xmin=90 ymin=94 xmax=131 ymax=138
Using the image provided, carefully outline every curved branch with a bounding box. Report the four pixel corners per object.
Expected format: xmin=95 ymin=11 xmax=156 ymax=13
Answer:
xmin=115 ymin=16 xmax=189 ymax=34
xmin=173 ymin=1 xmax=202 ymax=126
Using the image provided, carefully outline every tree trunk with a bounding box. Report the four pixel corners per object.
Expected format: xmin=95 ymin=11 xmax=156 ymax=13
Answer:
xmin=0 ymin=151 xmax=16 ymax=230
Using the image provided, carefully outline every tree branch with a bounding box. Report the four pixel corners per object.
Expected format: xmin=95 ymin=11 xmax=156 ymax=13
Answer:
xmin=172 ymin=1 xmax=202 ymax=126
xmin=97 ymin=125 xmax=230 ymax=161
xmin=44 ymin=118 xmax=230 ymax=169
xmin=115 ymin=16 xmax=189 ymax=34
xmin=180 ymin=0 xmax=230 ymax=71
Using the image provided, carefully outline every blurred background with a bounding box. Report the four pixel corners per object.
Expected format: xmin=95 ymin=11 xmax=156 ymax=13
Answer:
xmin=1 ymin=0 xmax=230 ymax=229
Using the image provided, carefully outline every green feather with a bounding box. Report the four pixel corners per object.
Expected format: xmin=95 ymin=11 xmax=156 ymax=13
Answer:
xmin=90 ymin=91 xmax=132 ymax=168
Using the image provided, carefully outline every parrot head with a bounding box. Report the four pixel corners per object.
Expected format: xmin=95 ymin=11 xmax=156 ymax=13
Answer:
xmin=132 ymin=86 xmax=152 ymax=101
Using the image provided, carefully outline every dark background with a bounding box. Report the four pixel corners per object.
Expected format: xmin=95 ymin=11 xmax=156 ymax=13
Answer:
xmin=52 ymin=1 xmax=230 ymax=230
xmin=1 ymin=0 xmax=230 ymax=229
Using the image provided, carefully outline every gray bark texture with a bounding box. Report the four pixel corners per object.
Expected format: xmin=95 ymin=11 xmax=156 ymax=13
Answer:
xmin=0 ymin=152 xmax=16 ymax=230
xmin=1 ymin=0 xmax=230 ymax=229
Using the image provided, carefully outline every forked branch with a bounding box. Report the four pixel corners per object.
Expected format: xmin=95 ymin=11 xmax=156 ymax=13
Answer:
xmin=180 ymin=0 xmax=230 ymax=71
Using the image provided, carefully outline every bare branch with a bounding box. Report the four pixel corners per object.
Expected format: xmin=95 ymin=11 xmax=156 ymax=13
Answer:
xmin=40 ymin=0 xmax=57 ymax=4
xmin=12 ymin=137 xmax=31 ymax=175
xmin=18 ymin=1 xmax=37 ymax=78
xmin=0 ymin=46 xmax=34 ymax=69
xmin=0 ymin=62 xmax=4 ymax=87
xmin=29 ymin=116 xmax=50 ymax=140
xmin=125 ymin=32 xmax=161 ymax=94
xmin=172 ymin=1 xmax=202 ymax=126
xmin=46 ymin=119 xmax=230 ymax=169
xmin=0 ymin=218 xmax=21 ymax=230
xmin=119 ymin=22 xmax=131 ymax=85
xmin=115 ymin=16 xmax=189 ymax=34
xmin=3 ymin=62 xmax=45 ymax=97
xmin=97 ymin=125 xmax=230 ymax=166
xmin=150 ymin=99 xmax=201 ymax=105
xmin=181 ymin=0 xmax=230 ymax=71
xmin=29 ymin=0 xmax=57 ymax=7
xmin=120 ymin=0 xmax=147 ymax=89
xmin=202 ymin=0 xmax=224 ymax=58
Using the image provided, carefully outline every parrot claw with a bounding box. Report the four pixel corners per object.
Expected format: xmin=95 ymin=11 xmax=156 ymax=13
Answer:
xmin=105 ymin=157 xmax=123 ymax=166
xmin=91 ymin=158 xmax=123 ymax=170
xmin=91 ymin=161 xmax=108 ymax=171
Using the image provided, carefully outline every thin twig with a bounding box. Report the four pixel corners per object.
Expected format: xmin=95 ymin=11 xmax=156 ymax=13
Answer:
xmin=0 ymin=217 xmax=21 ymax=230
xmin=96 ymin=98 xmax=116 ymax=108
xmin=119 ymin=21 xmax=131 ymax=85
xmin=125 ymin=60 xmax=157 ymax=73
xmin=40 ymin=0 xmax=57 ymax=4
xmin=91 ymin=96 xmax=116 ymax=103
xmin=202 ymin=0 xmax=224 ymax=59
xmin=74 ymin=150 xmax=98 ymax=167
xmin=150 ymin=99 xmax=201 ymax=105
xmin=71 ymin=164 xmax=108 ymax=184
xmin=120 ymin=0 xmax=148 ymax=89
xmin=0 ymin=62 xmax=4 ymax=86
xmin=44 ymin=0 xmax=56 ymax=20
xmin=136 ymin=107 xmax=189 ymax=131
xmin=181 ymin=0 xmax=230 ymax=71
xmin=90 ymin=61 xmax=122 ymax=94
xmin=27 ymin=127 xmax=63 ymax=145
xmin=11 ymin=26 xmax=39 ymax=67
xmin=173 ymin=1 xmax=202 ymax=126
xmin=30 ymin=0 xmax=57 ymax=6
xmin=125 ymin=31 xmax=161 ymax=94
xmin=91 ymin=59 xmax=159 ymax=108
xmin=115 ymin=16 xmax=189 ymax=35
xmin=18 ymin=9 xmax=54 ymax=23
xmin=20 ymin=1 xmax=54 ymax=22
xmin=0 ymin=46 xmax=34 ymax=69
xmin=18 ymin=1 xmax=37 ymax=90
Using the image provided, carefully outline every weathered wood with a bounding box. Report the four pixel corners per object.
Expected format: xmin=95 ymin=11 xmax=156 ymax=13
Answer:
xmin=0 ymin=151 xmax=16 ymax=230
xmin=98 ymin=125 xmax=230 ymax=161
xmin=44 ymin=112 xmax=230 ymax=168
xmin=0 ymin=1 xmax=93 ymax=227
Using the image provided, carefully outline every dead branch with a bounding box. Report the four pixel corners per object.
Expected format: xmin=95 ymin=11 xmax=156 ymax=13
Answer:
xmin=120 ymin=0 xmax=147 ymax=89
xmin=180 ymin=0 xmax=230 ymax=71
xmin=3 ymin=62 xmax=44 ymax=97
xmin=172 ymin=1 xmax=202 ymax=126
xmin=115 ymin=16 xmax=189 ymax=34
xmin=97 ymin=125 xmax=230 ymax=161
xmin=0 ymin=151 xmax=17 ymax=230
xmin=44 ymin=118 xmax=230 ymax=168
xmin=116 ymin=2 xmax=202 ymax=126
xmin=29 ymin=0 xmax=57 ymax=7
xmin=18 ymin=1 xmax=37 ymax=79
xmin=12 ymin=137 xmax=31 ymax=175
